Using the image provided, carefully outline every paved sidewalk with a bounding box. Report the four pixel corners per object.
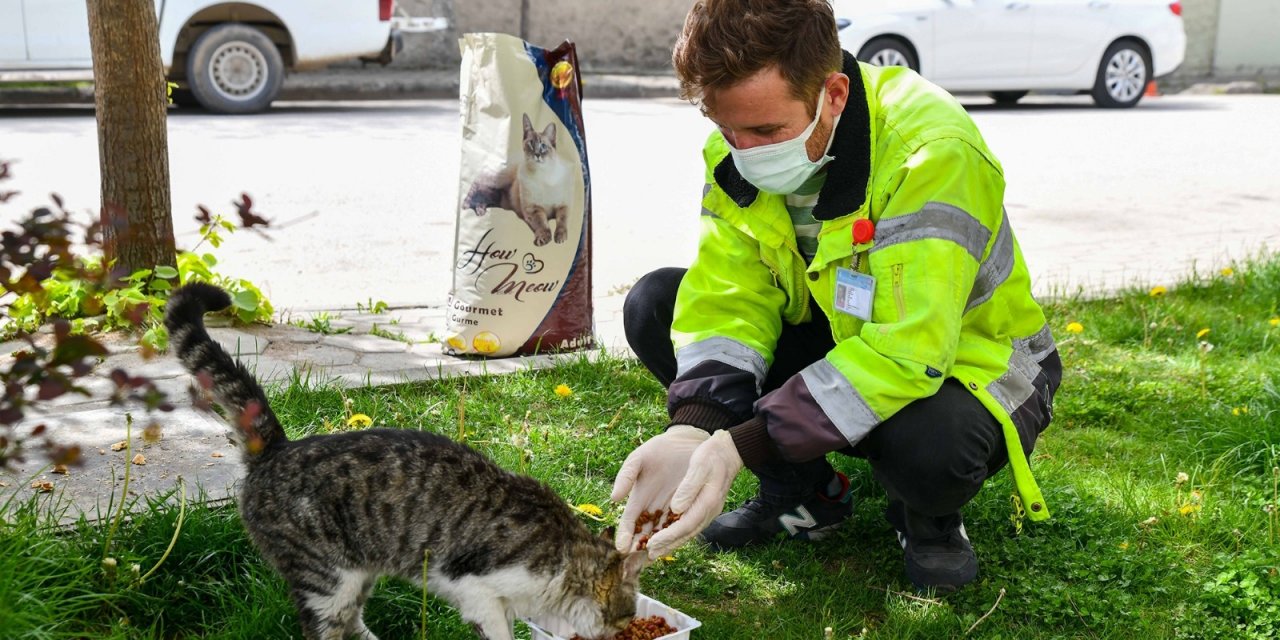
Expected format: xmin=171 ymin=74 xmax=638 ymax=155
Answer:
xmin=1 ymin=303 xmax=632 ymax=525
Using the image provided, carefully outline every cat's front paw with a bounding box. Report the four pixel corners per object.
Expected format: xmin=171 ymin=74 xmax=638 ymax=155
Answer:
xmin=554 ymin=226 xmax=567 ymax=243
xmin=473 ymin=205 xmax=487 ymax=216
xmin=533 ymin=229 xmax=551 ymax=246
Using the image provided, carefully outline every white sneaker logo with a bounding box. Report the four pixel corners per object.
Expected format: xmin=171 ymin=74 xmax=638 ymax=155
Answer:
xmin=778 ymin=506 xmax=818 ymax=536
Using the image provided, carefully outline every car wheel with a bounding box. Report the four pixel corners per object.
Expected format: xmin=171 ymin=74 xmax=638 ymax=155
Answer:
xmin=186 ymin=24 xmax=285 ymax=114
xmin=990 ymin=91 xmax=1028 ymax=105
xmin=1091 ymin=40 xmax=1151 ymax=109
xmin=857 ymin=37 xmax=918 ymax=72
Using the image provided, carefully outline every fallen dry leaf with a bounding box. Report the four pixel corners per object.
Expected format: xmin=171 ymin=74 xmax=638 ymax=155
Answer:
xmin=131 ymin=453 xmax=146 ymax=465
xmin=210 ymin=452 xmax=224 ymax=458
xmin=0 ymin=481 xmax=9 ymax=488
xmin=110 ymin=441 xmax=128 ymax=451
xmin=53 ymin=464 xmax=69 ymax=475
xmin=31 ymin=480 xmax=54 ymax=492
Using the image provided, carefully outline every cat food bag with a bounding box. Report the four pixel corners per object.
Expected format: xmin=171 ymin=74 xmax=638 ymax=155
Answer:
xmin=445 ymin=33 xmax=593 ymax=358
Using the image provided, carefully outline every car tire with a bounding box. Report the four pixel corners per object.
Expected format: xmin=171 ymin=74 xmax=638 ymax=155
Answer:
xmin=186 ymin=23 xmax=285 ymax=114
xmin=1091 ymin=40 xmax=1151 ymax=109
xmin=990 ymin=91 xmax=1028 ymax=105
xmin=857 ymin=37 xmax=918 ymax=72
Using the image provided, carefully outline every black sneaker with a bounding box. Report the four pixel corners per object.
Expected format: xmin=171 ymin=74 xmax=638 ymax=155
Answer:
xmin=898 ymin=524 xmax=978 ymax=592
xmin=699 ymin=473 xmax=853 ymax=550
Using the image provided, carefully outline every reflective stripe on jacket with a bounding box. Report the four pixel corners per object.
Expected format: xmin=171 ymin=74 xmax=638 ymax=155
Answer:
xmin=668 ymin=53 xmax=1060 ymax=520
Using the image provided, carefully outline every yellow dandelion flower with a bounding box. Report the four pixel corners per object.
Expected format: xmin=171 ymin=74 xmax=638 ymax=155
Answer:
xmin=1196 ymin=328 xmax=1211 ymax=339
xmin=1270 ymin=317 xmax=1280 ymax=327
xmin=1232 ymin=407 xmax=1241 ymax=416
xmin=1242 ymin=406 xmax=1250 ymax=415
xmin=347 ymin=414 xmax=373 ymax=428
xmin=1179 ymin=504 xmax=1200 ymax=516
xmin=1066 ymin=322 xmax=1084 ymax=334
xmin=1149 ymin=286 xmax=1168 ymax=297
xmin=554 ymin=384 xmax=573 ymax=397
xmin=1220 ymin=267 xmax=1234 ymax=277
xmin=1118 ymin=541 xmax=1130 ymax=550
xmin=572 ymin=503 xmax=605 ymax=521
xmin=661 ymin=555 xmax=676 ymax=562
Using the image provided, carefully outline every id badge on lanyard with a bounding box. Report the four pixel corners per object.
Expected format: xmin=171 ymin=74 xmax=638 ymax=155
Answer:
xmin=834 ymin=217 xmax=876 ymax=321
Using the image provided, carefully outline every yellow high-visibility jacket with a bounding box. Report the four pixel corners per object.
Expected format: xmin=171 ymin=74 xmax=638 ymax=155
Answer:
xmin=668 ymin=53 xmax=1060 ymax=520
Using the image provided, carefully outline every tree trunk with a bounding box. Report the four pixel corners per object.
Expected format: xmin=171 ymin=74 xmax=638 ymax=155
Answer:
xmin=86 ymin=0 xmax=176 ymax=275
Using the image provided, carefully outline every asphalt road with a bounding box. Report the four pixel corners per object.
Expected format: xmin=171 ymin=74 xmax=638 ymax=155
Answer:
xmin=2 ymin=94 xmax=1277 ymax=315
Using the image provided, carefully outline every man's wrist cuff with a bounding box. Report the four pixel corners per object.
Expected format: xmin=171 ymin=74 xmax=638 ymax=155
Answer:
xmin=669 ymin=399 xmax=740 ymax=433
xmin=728 ymin=416 xmax=780 ymax=467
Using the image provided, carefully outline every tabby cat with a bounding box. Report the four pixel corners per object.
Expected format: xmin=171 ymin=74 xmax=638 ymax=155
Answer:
xmin=165 ymin=282 xmax=642 ymax=640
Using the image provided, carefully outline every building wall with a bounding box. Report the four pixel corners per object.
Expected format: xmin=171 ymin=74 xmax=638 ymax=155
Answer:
xmin=1214 ymin=0 xmax=1280 ymax=76
xmin=1174 ymin=0 xmax=1220 ymax=78
xmin=391 ymin=0 xmax=689 ymax=73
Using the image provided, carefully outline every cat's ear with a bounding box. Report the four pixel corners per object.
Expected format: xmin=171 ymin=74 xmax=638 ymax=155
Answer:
xmin=622 ymin=550 xmax=650 ymax=581
xmin=541 ymin=122 xmax=556 ymax=146
xmin=600 ymin=525 xmax=616 ymax=542
xmin=523 ymin=113 xmax=534 ymax=135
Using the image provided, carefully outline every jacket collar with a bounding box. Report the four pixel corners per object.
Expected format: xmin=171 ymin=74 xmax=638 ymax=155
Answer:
xmin=713 ymin=51 xmax=871 ymax=221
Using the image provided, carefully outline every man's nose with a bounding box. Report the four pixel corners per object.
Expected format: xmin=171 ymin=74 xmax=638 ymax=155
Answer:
xmin=726 ymin=131 xmax=769 ymax=151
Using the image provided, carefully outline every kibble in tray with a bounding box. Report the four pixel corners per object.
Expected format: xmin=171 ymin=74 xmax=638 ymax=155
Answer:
xmin=524 ymin=593 xmax=701 ymax=640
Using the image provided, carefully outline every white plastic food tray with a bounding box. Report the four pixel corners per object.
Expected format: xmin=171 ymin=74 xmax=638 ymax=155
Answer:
xmin=524 ymin=593 xmax=701 ymax=640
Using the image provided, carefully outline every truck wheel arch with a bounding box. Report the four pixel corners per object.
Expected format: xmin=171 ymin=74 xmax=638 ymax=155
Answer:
xmin=168 ymin=3 xmax=295 ymax=87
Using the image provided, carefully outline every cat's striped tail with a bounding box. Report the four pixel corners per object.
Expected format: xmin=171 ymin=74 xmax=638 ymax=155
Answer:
xmin=165 ymin=282 xmax=287 ymax=456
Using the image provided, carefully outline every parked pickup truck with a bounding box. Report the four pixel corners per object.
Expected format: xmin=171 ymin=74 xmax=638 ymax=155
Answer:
xmin=0 ymin=0 xmax=402 ymax=113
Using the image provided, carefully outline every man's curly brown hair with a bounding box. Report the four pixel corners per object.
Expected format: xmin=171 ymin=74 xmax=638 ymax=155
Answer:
xmin=672 ymin=0 xmax=843 ymax=117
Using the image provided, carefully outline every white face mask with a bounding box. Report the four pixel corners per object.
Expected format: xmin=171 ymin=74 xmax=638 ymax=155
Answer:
xmin=728 ymin=85 xmax=837 ymax=195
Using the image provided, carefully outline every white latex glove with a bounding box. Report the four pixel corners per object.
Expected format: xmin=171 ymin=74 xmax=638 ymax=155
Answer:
xmin=646 ymin=429 xmax=744 ymax=559
xmin=611 ymin=425 xmax=710 ymax=553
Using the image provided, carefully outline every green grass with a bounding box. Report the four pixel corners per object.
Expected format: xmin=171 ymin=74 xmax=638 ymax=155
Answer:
xmin=2 ymin=256 xmax=1278 ymax=639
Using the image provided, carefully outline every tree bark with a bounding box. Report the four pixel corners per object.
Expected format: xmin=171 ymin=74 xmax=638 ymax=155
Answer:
xmin=86 ymin=0 xmax=176 ymax=275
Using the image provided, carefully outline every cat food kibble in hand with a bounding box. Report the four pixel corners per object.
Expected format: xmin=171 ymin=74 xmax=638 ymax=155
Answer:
xmin=570 ymin=615 xmax=678 ymax=640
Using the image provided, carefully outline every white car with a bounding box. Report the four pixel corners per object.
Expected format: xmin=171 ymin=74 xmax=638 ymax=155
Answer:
xmin=834 ymin=0 xmax=1186 ymax=108
xmin=0 ymin=0 xmax=401 ymax=113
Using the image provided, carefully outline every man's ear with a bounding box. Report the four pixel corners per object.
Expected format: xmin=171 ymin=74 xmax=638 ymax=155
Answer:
xmin=825 ymin=72 xmax=851 ymax=119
